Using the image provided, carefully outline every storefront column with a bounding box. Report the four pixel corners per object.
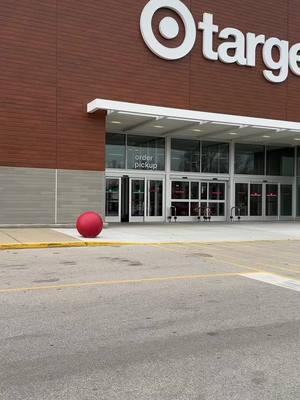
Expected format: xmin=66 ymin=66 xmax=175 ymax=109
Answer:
xmin=294 ymin=146 xmax=298 ymax=219
xmin=165 ymin=136 xmax=172 ymax=222
xmin=228 ymin=141 xmax=235 ymax=220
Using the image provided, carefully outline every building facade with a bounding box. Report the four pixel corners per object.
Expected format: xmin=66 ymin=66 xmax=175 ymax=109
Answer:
xmin=1 ymin=0 xmax=300 ymax=225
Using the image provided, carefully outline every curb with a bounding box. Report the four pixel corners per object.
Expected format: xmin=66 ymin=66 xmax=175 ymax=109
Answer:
xmin=0 ymin=241 xmax=215 ymax=251
xmin=0 ymin=242 xmax=148 ymax=251
xmin=0 ymin=238 xmax=294 ymax=251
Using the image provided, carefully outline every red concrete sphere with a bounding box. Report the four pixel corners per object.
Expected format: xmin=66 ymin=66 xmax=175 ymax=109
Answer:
xmin=76 ymin=211 xmax=104 ymax=238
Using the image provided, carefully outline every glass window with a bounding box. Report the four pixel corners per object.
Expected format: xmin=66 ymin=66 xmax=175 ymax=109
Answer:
xmin=106 ymin=133 xmax=126 ymax=169
xmin=191 ymin=182 xmax=199 ymax=199
xmin=250 ymin=184 xmax=263 ymax=216
xmin=172 ymin=181 xmax=189 ymax=199
xmin=208 ymin=203 xmax=225 ymax=217
xmin=191 ymin=202 xmax=201 ymax=216
xmin=202 ymin=142 xmax=229 ymax=173
xmin=171 ymin=202 xmax=189 ymax=216
xmin=131 ymin=180 xmax=145 ymax=217
xmin=148 ymin=180 xmax=163 ymax=217
xmin=297 ymin=178 xmax=300 ymax=216
xmin=201 ymin=202 xmax=209 ymax=217
xmin=235 ymin=144 xmax=265 ymax=175
xmin=281 ymin=184 xmax=293 ymax=217
xmin=297 ymin=147 xmax=300 ymax=176
xmin=105 ymin=179 xmax=120 ymax=217
xmin=266 ymin=146 xmax=294 ymax=176
xmin=266 ymin=184 xmax=278 ymax=217
xmin=235 ymin=183 xmax=248 ymax=216
xmin=209 ymin=183 xmax=225 ymax=201
xmin=171 ymin=139 xmax=200 ymax=172
xmin=127 ymin=135 xmax=165 ymax=171
xmin=201 ymin=183 xmax=208 ymax=200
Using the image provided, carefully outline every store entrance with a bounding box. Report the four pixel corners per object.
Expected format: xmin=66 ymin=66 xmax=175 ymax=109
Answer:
xmin=105 ymin=176 xmax=164 ymax=223
xmin=235 ymin=182 xmax=293 ymax=220
xmin=170 ymin=180 xmax=227 ymax=221
xmin=129 ymin=178 xmax=164 ymax=222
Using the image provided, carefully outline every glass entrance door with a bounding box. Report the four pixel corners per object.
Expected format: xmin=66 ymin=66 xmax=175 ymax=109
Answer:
xmin=105 ymin=178 xmax=121 ymax=222
xmin=280 ymin=184 xmax=293 ymax=218
xmin=250 ymin=183 xmax=263 ymax=217
xmin=130 ymin=179 xmax=145 ymax=222
xmin=129 ymin=178 xmax=164 ymax=222
xmin=170 ymin=180 xmax=227 ymax=221
xmin=265 ymin=184 xmax=279 ymax=218
xmin=235 ymin=182 xmax=294 ymax=220
xmin=146 ymin=180 xmax=164 ymax=222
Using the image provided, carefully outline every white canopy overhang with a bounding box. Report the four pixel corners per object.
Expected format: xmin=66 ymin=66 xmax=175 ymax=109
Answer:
xmin=87 ymin=99 xmax=300 ymax=145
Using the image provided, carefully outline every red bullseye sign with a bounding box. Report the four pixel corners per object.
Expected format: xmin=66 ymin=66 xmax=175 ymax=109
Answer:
xmin=76 ymin=212 xmax=104 ymax=238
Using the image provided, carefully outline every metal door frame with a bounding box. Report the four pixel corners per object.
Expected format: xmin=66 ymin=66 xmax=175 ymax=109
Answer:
xmin=129 ymin=177 xmax=165 ymax=223
xmin=234 ymin=178 xmax=294 ymax=221
xmin=169 ymin=178 xmax=228 ymax=222
xmin=129 ymin=178 xmax=145 ymax=223
xmin=105 ymin=177 xmax=122 ymax=223
xmin=145 ymin=178 xmax=165 ymax=222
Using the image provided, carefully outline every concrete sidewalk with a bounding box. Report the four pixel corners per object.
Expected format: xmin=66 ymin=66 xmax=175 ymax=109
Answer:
xmin=1 ymin=221 xmax=300 ymax=250
xmin=55 ymin=221 xmax=300 ymax=244
xmin=0 ymin=228 xmax=80 ymax=246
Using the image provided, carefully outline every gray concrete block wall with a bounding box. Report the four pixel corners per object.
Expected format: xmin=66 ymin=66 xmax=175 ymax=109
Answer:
xmin=0 ymin=167 xmax=55 ymax=224
xmin=0 ymin=167 xmax=105 ymax=225
xmin=57 ymin=170 xmax=105 ymax=224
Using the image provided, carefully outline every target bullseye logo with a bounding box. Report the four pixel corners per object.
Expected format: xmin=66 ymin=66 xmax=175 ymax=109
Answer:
xmin=140 ymin=0 xmax=197 ymax=60
xmin=140 ymin=0 xmax=300 ymax=83
xmin=159 ymin=17 xmax=179 ymax=40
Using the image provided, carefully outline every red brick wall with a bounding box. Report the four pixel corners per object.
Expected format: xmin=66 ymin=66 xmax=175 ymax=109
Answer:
xmin=1 ymin=0 xmax=300 ymax=171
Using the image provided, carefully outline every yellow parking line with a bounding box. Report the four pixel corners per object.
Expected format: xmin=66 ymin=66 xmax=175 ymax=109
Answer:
xmin=149 ymin=243 xmax=206 ymax=253
xmin=207 ymin=255 xmax=262 ymax=273
xmin=217 ymin=256 xmax=300 ymax=276
xmin=150 ymin=243 xmax=262 ymax=273
xmin=255 ymin=262 xmax=299 ymax=275
xmin=158 ymin=242 xmax=300 ymax=277
xmin=206 ymin=250 xmax=300 ymax=276
xmin=177 ymin=241 xmax=300 ymax=261
xmin=214 ymin=241 xmax=300 ymax=258
xmin=0 ymin=272 xmax=247 ymax=294
xmin=173 ymin=242 xmax=300 ymax=276
xmin=210 ymin=243 xmax=300 ymax=273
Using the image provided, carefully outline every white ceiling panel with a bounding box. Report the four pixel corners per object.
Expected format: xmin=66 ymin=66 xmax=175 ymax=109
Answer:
xmin=106 ymin=111 xmax=157 ymax=134
xmin=212 ymin=126 xmax=271 ymax=139
xmin=128 ymin=117 xmax=197 ymax=135
xmin=243 ymin=129 xmax=299 ymax=144
xmin=106 ymin=110 xmax=300 ymax=145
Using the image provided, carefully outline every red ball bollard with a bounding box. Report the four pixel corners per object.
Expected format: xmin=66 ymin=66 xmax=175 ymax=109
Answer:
xmin=76 ymin=211 xmax=104 ymax=238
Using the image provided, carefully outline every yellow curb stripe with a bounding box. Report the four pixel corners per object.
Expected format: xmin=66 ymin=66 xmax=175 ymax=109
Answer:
xmin=0 ymin=272 xmax=246 ymax=294
xmin=0 ymin=238 xmax=298 ymax=251
xmin=0 ymin=242 xmax=156 ymax=251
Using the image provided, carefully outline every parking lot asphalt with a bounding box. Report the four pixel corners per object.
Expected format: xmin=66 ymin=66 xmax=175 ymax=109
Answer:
xmin=1 ymin=241 xmax=300 ymax=399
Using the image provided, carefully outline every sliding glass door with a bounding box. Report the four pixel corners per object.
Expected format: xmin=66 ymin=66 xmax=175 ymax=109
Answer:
xmin=129 ymin=178 xmax=164 ymax=222
xmin=235 ymin=181 xmax=293 ymax=220
xmin=105 ymin=178 xmax=121 ymax=223
xmin=170 ymin=180 xmax=227 ymax=221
